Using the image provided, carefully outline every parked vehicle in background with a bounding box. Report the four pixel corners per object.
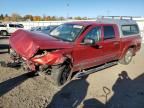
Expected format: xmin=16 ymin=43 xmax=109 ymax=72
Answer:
xmin=0 ymin=24 xmax=7 ymax=35
xmin=0 ymin=23 xmax=24 ymax=36
xmin=30 ymin=26 xmax=43 ymax=32
xmin=141 ymin=31 xmax=144 ymax=42
xmin=30 ymin=25 xmax=58 ymax=34
xmin=40 ymin=25 xmax=58 ymax=34
xmin=9 ymin=16 xmax=142 ymax=86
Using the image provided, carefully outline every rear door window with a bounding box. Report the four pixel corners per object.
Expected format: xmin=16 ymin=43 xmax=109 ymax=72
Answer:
xmin=103 ymin=26 xmax=115 ymax=40
xmin=9 ymin=24 xmax=15 ymax=28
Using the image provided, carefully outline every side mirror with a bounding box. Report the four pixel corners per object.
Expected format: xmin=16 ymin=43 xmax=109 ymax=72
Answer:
xmin=83 ymin=38 xmax=95 ymax=45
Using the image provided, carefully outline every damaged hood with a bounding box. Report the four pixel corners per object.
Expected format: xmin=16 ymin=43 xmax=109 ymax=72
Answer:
xmin=10 ymin=30 xmax=73 ymax=59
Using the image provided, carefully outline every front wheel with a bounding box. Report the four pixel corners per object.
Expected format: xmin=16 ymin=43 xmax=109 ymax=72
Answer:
xmin=119 ymin=48 xmax=134 ymax=65
xmin=51 ymin=63 xmax=71 ymax=86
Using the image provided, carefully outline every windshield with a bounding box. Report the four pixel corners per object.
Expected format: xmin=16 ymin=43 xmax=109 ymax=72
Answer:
xmin=49 ymin=24 xmax=84 ymax=42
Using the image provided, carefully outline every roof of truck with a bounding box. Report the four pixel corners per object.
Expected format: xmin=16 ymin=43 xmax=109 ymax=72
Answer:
xmin=66 ymin=18 xmax=139 ymax=38
xmin=66 ymin=18 xmax=137 ymax=27
xmin=66 ymin=21 xmax=98 ymax=26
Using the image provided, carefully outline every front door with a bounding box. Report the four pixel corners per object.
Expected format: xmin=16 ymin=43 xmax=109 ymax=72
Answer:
xmin=73 ymin=26 xmax=104 ymax=71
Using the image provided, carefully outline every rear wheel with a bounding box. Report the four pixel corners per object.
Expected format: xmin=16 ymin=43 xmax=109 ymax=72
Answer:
xmin=119 ymin=48 xmax=133 ymax=65
xmin=51 ymin=63 xmax=71 ymax=86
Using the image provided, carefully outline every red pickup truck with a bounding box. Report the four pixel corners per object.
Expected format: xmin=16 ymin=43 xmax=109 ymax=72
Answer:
xmin=9 ymin=18 xmax=142 ymax=85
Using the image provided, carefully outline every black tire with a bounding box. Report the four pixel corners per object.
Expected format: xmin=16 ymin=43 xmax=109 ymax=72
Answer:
xmin=51 ymin=63 xmax=71 ymax=86
xmin=1 ymin=31 xmax=8 ymax=36
xmin=119 ymin=48 xmax=134 ymax=65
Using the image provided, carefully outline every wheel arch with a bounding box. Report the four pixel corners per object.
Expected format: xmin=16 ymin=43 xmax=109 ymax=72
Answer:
xmin=0 ymin=30 xmax=8 ymax=35
xmin=63 ymin=54 xmax=74 ymax=67
xmin=119 ymin=44 xmax=136 ymax=60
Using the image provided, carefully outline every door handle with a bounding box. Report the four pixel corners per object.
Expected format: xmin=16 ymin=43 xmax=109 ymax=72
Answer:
xmin=113 ymin=42 xmax=119 ymax=45
xmin=98 ymin=45 xmax=103 ymax=49
xmin=95 ymin=44 xmax=103 ymax=49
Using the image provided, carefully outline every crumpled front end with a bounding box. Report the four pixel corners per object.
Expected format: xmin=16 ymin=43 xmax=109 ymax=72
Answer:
xmin=8 ymin=49 xmax=67 ymax=76
xmin=24 ymin=50 xmax=66 ymax=73
xmin=10 ymin=29 xmax=72 ymax=59
xmin=9 ymin=29 xmax=71 ymax=75
xmin=10 ymin=30 xmax=40 ymax=59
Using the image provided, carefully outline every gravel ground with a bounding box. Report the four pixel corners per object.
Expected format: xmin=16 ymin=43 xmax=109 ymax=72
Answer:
xmin=0 ymin=37 xmax=144 ymax=108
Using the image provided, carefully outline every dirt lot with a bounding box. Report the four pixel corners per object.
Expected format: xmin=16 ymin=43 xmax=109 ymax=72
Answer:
xmin=0 ymin=37 xmax=144 ymax=108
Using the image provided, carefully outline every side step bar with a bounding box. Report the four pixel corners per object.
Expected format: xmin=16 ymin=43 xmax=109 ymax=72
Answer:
xmin=75 ymin=61 xmax=118 ymax=78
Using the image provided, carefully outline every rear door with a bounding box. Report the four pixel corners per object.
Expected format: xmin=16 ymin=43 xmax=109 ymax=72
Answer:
xmin=102 ymin=24 xmax=120 ymax=62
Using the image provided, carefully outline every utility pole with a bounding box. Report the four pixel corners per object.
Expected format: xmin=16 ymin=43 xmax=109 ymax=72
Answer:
xmin=66 ymin=3 xmax=69 ymax=19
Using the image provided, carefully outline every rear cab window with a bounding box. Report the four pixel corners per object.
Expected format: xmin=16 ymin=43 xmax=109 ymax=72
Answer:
xmin=121 ymin=24 xmax=139 ymax=36
xmin=103 ymin=25 xmax=115 ymax=40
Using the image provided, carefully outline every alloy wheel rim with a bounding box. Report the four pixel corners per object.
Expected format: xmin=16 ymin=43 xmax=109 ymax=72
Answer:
xmin=125 ymin=50 xmax=132 ymax=63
